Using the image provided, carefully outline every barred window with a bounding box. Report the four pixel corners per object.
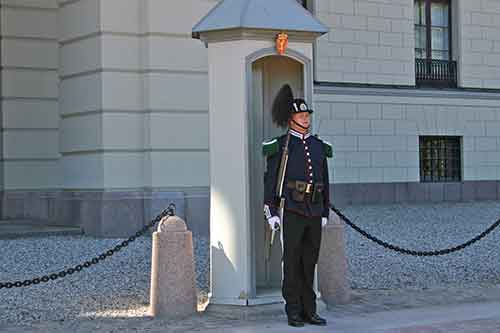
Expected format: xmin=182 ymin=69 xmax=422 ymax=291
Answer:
xmin=419 ymin=136 xmax=461 ymax=182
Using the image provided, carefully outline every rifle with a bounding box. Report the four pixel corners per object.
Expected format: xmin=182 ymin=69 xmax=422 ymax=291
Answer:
xmin=263 ymin=132 xmax=291 ymax=285
xmin=270 ymin=131 xmax=291 ymax=248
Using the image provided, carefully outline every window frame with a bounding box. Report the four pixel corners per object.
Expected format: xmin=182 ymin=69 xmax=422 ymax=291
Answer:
xmin=419 ymin=135 xmax=462 ymax=183
xmin=414 ymin=0 xmax=452 ymax=61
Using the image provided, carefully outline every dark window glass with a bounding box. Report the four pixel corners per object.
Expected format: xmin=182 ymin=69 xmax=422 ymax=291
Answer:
xmin=431 ymin=1 xmax=449 ymax=60
xmin=419 ymin=136 xmax=461 ymax=182
xmin=414 ymin=0 xmax=427 ymax=59
xmin=414 ymin=0 xmax=450 ymax=60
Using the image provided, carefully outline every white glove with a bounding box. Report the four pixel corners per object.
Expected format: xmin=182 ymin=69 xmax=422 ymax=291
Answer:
xmin=267 ymin=216 xmax=281 ymax=230
xmin=321 ymin=217 xmax=328 ymax=228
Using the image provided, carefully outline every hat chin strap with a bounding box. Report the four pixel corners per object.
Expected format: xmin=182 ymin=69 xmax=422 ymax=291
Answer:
xmin=291 ymin=119 xmax=310 ymax=132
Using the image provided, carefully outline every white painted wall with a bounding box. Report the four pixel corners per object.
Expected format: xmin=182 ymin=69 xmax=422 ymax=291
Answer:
xmin=1 ymin=0 xmax=59 ymax=189
xmin=314 ymin=0 xmax=414 ymax=85
xmin=458 ymin=0 xmax=500 ymax=89
xmin=58 ymin=0 xmax=215 ymax=189
xmin=3 ymin=0 xmax=500 ymax=192
xmin=142 ymin=0 xmax=214 ymax=188
xmin=314 ymin=88 xmax=500 ymax=183
xmin=207 ymin=37 xmax=314 ymax=303
xmin=58 ymin=0 xmax=103 ymax=189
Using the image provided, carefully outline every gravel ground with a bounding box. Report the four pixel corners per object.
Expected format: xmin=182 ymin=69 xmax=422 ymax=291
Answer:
xmin=342 ymin=200 xmax=500 ymax=290
xmin=1 ymin=200 xmax=500 ymax=325
xmin=0 ymin=234 xmax=209 ymax=325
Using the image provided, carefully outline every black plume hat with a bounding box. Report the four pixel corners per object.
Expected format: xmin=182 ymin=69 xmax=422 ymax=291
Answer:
xmin=271 ymin=84 xmax=313 ymax=128
xmin=271 ymin=84 xmax=294 ymax=128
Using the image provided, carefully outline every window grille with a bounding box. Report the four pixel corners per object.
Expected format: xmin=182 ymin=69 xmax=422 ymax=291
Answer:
xmin=419 ymin=136 xmax=461 ymax=182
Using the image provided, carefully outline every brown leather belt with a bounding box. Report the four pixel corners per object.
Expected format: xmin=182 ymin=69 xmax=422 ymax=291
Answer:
xmin=287 ymin=180 xmax=315 ymax=194
xmin=287 ymin=180 xmax=325 ymax=203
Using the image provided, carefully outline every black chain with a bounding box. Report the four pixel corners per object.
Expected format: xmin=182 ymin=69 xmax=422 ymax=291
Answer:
xmin=330 ymin=205 xmax=500 ymax=256
xmin=5 ymin=201 xmax=497 ymax=289
xmin=0 ymin=204 xmax=176 ymax=290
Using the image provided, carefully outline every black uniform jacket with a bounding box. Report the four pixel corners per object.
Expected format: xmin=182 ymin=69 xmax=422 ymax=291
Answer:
xmin=263 ymin=129 xmax=331 ymax=218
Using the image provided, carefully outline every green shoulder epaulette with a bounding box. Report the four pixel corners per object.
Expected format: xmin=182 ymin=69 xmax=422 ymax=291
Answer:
xmin=323 ymin=141 xmax=333 ymax=158
xmin=314 ymin=135 xmax=333 ymax=158
xmin=262 ymin=137 xmax=279 ymax=157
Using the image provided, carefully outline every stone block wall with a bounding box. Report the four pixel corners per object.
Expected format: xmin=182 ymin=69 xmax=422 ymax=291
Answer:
xmin=314 ymin=0 xmax=414 ymax=85
xmin=1 ymin=0 xmax=59 ymax=190
xmin=314 ymin=86 xmax=500 ymax=183
xmin=458 ymin=0 xmax=500 ymax=89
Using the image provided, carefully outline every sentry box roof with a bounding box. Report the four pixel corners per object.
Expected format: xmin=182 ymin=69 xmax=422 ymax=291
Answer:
xmin=192 ymin=0 xmax=329 ymax=39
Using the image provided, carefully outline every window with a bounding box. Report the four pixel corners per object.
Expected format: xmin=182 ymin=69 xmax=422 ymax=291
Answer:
xmin=415 ymin=0 xmax=450 ymax=60
xmin=414 ymin=0 xmax=456 ymax=87
xmin=419 ymin=136 xmax=461 ymax=182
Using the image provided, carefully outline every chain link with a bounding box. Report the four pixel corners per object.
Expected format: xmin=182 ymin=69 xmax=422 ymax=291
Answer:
xmin=330 ymin=205 xmax=500 ymax=256
xmin=0 ymin=204 xmax=176 ymax=290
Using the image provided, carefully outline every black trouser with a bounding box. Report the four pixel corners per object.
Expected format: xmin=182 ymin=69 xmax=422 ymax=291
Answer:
xmin=282 ymin=210 xmax=322 ymax=317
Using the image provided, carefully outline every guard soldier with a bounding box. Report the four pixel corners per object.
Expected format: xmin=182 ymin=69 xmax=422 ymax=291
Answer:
xmin=263 ymin=84 xmax=332 ymax=327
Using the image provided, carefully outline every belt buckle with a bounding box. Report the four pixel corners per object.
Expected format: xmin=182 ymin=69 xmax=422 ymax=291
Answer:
xmin=305 ymin=183 xmax=313 ymax=194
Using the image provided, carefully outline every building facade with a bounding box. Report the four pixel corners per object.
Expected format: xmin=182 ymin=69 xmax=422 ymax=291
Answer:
xmin=1 ymin=0 xmax=500 ymax=236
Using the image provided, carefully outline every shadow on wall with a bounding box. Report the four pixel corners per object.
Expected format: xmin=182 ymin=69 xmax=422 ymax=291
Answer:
xmin=210 ymin=241 xmax=239 ymax=300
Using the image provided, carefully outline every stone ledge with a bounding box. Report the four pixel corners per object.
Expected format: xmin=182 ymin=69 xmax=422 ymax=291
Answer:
xmin=203 ymin=300 xmax=326 ymax=321
xmin=0 ymin=220 xmax=82 ymax=239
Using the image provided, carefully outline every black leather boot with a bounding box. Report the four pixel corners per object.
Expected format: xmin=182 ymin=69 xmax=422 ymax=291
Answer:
xmin=287 ymin=313 xmax=305 ymax=327
xmin=304 ymin=312 xmax=327 ymax=326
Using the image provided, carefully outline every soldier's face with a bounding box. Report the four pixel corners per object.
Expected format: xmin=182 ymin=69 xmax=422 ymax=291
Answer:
xmin=290 ymin=112 xmax=310 ymax=130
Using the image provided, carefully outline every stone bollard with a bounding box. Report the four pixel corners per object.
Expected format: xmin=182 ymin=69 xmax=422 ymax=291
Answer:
xmin=318 ymin=209 xmax=351 ymax=307
xmin=149 ymin=215 xmax=197 ymax=319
